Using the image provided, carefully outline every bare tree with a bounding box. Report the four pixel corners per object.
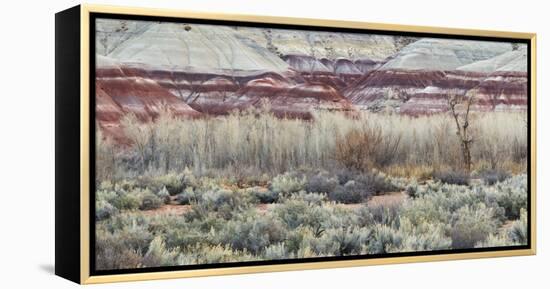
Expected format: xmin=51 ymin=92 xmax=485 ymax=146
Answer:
xmin=447 ymin=90 xmax=475 ymax=172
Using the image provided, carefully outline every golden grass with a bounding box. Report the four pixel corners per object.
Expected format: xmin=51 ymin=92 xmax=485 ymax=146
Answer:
xmin=100 ymin=109 xmax=528 ymax=178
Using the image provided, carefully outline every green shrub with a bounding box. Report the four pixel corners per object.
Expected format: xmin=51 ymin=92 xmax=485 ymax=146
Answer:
xmin=397 ymin=218 xmax=451 ymax=252
xmin=135 ymin=173 xmax=188 ymax=196
xmin=434 ymin=170 xmax=470 ymax=186
xmin=152 ymin=173 xmax=184 ymax=195
xmin=93 ymin=172 xmax=528 ymax=269
xmin=270 ymin=172 xmax=306 ymax=195
xmin=274 ymin=197 xmax=328 ymax=230
xmin=479 ymin=169 xmax=511 ymax=185
xmin=305 ymin=171 xmax=338 ymax=193
xmin=328 ymin=181 xmax=367 ymax=204
xmin=368 ymin=201 xmax=402 ymax=227
xmin=95 ymin=235 xmax=142 ymax=269
xmin=217 ymin=213 xmax=287 ymax=254
xmin=335 ymin=169 xmax=357 ymax=185
xmin=157 ymin=186 xmax=171 ymax=204
xmin=475 ymin=234 xmax=511 ymax=248
xmin=322 ymin=207 xmax=359 ymax=229
xmin=177 ymin=244 xmax=255 ymax=265
xmin=175 ymin=187 xmax=197 ymax=205
xmin=405 ymin=182 xmax=419 ymax=198
xmin=285 ymin=227 xmax=316 ymax=254
xmin=181 ymin=167 xmax=198 ymax=190
xmin=367 ymin=225 xmax=403 ymax=254
xmin=475 ymin=210 xmax=527 ymax=248
xmin=355 ymin=206 xmax=375 ymax=227
xmin=247 ymin=187 xmax=279 ymax=204
xmin=292 ymin=191 xmax=326 ymax=206
xmin=142 ymin=236 xmax=178 ymax=267
xmin=96 ymin=200 xmax=117 ymax=221
xmin=494 ymin=179 xmax=527 ymax=219
xmin=507 ymin=209 xmax=528 ymax=244
xmin=327 ymin=170 xmax=396 ymax=203
xmin=450 ymin=204 xmax=498 ymax=249
xmin=95 ymin=217 xmax=153 ymax=269
xmin=96 ymin=189 xmax=117 ymax=203
xmin=164 ymin=225 xmax=206 ymax=250
xmin=264 ymin=243 xmax=290 ymax=260
xmin=399 ymin=189 xmax=453 ymax=227
xmin=101 ymin=214 xmax=154 ymax=252
xmin=188 ymin=188 xmax=250 ymax=220
xmin=110 ymin=192 xmax=140 ymax=211
xmin=401 ymin=181 xmax=500 ymax=226
xmin=315 ymin=226 xmax=371 ymax=256
xmin=115 ymin=179 xmax=138 ymax=192
xmin=139 ymin=191 xmax=163 ymax=210
xmin=200 ymin=189 xmax=236 ymax=210
xmin=354 ymin=172 xmax=397 ymax=195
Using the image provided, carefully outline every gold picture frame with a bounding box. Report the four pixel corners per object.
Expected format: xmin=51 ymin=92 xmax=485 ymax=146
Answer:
xmin=55 ymin=4 xmax=536 ymax=284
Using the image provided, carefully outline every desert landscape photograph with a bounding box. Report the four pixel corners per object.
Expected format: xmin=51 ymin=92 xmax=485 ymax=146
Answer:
xmin=93 ymin=18 xmax=529 ymax=270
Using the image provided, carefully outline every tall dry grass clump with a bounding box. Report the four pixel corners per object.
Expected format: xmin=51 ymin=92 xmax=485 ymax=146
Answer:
xmin=334 ymin=122 xmax=401 ymax=171
xmin=97 ymin=109 xmax=527 ymax=180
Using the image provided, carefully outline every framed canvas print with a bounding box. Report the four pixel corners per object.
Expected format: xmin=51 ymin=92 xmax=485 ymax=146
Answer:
xmin=55 ymin=4 xmax=536 ymax=284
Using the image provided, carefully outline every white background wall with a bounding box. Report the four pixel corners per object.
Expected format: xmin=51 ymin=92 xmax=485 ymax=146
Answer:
xmin=0 ymin=0 xmax=546 ymax=287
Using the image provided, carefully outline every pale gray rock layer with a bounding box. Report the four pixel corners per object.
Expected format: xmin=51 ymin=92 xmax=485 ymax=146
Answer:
xmin=457 ymin=45 xmax=527 ymax=72
xmin=381 ymin=38 xmax=514 ymax=70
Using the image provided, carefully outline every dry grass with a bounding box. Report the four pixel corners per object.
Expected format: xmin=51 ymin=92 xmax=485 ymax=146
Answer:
xmin=98 ymin=109 xmax=527 ymax=180
xmin=384 ymin=164 xmax=435 ymax=179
